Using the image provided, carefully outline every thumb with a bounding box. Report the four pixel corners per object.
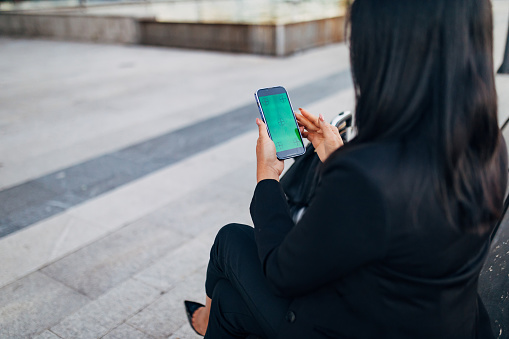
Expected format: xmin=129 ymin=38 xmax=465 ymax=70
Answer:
xmin=256 ymin=118 xmax=270 ymax=140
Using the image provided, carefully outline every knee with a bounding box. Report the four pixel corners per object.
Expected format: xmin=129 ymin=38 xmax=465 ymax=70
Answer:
xmin=215 ymin=223 xmax=252 ymax=244
xmin=210 ymin=223 xmax=255 ymax=261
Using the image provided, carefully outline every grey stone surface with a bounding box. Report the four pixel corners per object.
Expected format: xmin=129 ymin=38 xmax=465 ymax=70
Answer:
xmin=0 ymin=218 xmax=21 ymax=238
xmin=0 ymin=180 xmax=58 ymax=214
xmin=1 ymin=198 xmax=79 ymax=238
xmin=127 ymin=269 xmax=206 ymax=338
xmin=144 ymin=180 xmax=253 ymax=239
xmin=213 ymin=161 xmax=258 ymax=195
xmin=134 ymin=234 xmax=213 ymax=292
xmin=103 ymin=323 xmax=154 ymax=339
xmin=52 ymin=316 xmax=109 ymax=339
xmin=37 ymin=154 xmax=145 ymax=199
xmin=167 ymin=324 xmax=200 ymax=339
xmin=0 ymin=181 xmax=66 ymax=236
xmin=32 ymin=330 xmax=62 ymax=339
xmin=50 ymin=279 xmax=160 ymax=339
xmin=41 ymin=215 xmax=188 ymax=299
xmin=126 ymin=176 xmax=252 ymax=292
xmin=0 ymin=272 xmax=90 ymax=338
xmin=109 ymin=103 xmax=258 ymax=167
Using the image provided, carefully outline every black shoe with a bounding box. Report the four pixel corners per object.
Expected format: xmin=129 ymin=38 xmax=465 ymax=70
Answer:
xmin=184 ymin=300 xmax=205 ymax=337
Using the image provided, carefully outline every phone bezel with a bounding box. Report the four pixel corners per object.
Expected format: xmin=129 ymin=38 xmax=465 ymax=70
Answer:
xmin=255 ymin=86 xmax=306 ymax=160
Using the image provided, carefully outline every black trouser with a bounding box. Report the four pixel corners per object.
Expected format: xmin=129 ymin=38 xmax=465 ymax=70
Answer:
xmin=205 ymin=223 xmax=292 ymax=339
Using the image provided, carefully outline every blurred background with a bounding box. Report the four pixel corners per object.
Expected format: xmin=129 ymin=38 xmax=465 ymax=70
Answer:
xmin=0 ymin=0 xmax=350 ymax=56
xmin=0 ymin=1 xmax=508 ymax=338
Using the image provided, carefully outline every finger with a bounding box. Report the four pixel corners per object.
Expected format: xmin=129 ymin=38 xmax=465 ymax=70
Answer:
xmin=299 ymin=108 xmax=321 ymax=129
xmin=296 ymin=110 xmax=320 ymax=132
xmin=295 ymin=114 xmax=305 ymax=123
xmin=299 ymin=108 xmax=317 ymax=120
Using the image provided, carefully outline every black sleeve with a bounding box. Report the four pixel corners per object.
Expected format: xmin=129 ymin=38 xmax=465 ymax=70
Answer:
xmin=250 ymin=160 xmax=389 ymax=297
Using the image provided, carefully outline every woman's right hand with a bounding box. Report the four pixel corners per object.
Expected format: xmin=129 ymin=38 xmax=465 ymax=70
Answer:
xmin=296 ymin=108 xmax=343 ymax=162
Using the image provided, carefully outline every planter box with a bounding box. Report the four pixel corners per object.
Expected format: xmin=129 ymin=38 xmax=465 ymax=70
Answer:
xmin=0 ymin=10 xmax=345 ymax=56
xmin=139 ymin=16 xmax=345 ymax=56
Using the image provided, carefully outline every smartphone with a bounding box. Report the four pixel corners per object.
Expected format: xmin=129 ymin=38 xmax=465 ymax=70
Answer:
xmin=254 ymin=86 xmax=306 ymax=160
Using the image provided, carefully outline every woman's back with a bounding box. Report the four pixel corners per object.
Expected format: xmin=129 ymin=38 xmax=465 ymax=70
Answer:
xmin=329 ymin=138 xmax=505 ymax=338
xmin=269 ymin=137 xmax=506 ymax=338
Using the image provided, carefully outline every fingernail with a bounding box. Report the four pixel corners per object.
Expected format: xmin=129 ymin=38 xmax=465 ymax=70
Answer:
xmin=319 ymin=114 xmax=325 ymax=122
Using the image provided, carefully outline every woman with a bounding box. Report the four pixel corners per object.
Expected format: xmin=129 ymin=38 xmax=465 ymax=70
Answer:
xmin=185 ymin=0 xmax=507 ymax=337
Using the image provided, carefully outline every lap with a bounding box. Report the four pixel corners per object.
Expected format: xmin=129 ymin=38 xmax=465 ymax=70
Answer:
xmin=207 ymin=223 xmax=291 ymax=337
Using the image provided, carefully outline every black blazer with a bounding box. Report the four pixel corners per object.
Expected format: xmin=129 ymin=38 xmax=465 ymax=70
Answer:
xmin=250 ymin=138 xmax=507 ymax=339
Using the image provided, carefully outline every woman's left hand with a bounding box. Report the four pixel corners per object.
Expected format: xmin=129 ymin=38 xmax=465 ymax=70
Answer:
xmin=296 ymin=108 xmax=343 ymax=162
xmin=256 ymin=118 xmax=284 ymax=183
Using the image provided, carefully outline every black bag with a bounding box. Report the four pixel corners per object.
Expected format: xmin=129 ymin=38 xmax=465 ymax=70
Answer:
xmin=280 ymin=111 xmax=354 ymax=222
xmin=280 ymin=143 xmax=322 ymax=223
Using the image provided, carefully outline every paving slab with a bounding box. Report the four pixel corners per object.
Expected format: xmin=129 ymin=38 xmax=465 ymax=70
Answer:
xmin=50 ymin=279 xmax=160 ymax=339
xmin=0 ymin=213 xmax=105 ymax=288
xmin=32 ymin=330 xmax=62 ymax=339
xmin=0 ymin=180 xmax=60 ymax=215
xmin=65 ymin=178 xmax=174 ymax=235
xmin=142 ymin=181 xmax=253 ymax=239
xmin=168 ymin=324 xmax=200 ymax=339
xmin=127 ymin=269 xmax=207 ymax=339
xmin=211 ymin=161 xmax=257 ymax=196
xmin=102 ymin=323 xmax=154 ymax=339
xmin=41 ymin=214 xmax=188 ymax=299
xmin=133 ymin=227 xmax=216 ymax=292
xmin=0 ymin=271 xmax=90 ymax=338
xmin=0 ymin=217 xmax=21 ymax=237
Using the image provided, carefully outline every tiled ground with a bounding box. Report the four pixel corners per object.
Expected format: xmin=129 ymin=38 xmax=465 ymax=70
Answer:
xmin=0 ymin=1 xmax=508 ymax=337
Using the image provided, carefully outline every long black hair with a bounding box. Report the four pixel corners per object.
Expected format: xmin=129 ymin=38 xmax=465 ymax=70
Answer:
xmin=344 ymin=0 xmax=505 ymax=234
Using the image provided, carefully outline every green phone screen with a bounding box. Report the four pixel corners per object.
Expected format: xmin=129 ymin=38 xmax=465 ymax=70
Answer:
xmin=259 ymin=93 xmax=303 ymax=153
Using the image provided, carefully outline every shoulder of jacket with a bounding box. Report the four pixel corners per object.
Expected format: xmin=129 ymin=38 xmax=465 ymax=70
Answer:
xmin=325 ymin=141 xmax=400 ymax=175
